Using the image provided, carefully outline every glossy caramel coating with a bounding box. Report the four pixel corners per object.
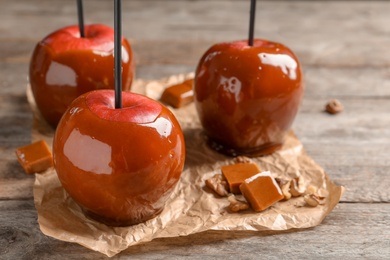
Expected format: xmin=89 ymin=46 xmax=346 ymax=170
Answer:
xmin=53 ymin=90 xmax=185 ymax=226
xmin=194 ymin=39 xmax=304 ymax=156
xmin=29 ymin=24 xmax=135 ymax=128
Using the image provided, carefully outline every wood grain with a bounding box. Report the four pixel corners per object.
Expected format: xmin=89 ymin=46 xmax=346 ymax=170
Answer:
xmin=1 ymin=0 xmax=390 ymax=258
xmin=0 ymin=201 xmax=389 ymax=259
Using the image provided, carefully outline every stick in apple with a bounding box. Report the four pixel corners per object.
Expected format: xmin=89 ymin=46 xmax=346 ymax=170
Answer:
xmin=76 ymin=0 xmax=85 ymax=38
xmin=114 ymin=0 xmax=122 ymax=109
xmin=248 ymin=0 xmax=257 ymax=46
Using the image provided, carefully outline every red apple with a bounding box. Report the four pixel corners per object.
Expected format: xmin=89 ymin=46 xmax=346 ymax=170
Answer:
xmin=53 ymin=90 xmax=185 ymax=226
xmin=29 ymin=24 xmax=135 ymax=128
xmin=194 ymin=39 xmax=304 ymax=156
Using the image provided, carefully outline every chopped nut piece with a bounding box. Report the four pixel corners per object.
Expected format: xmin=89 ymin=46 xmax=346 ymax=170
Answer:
xmin=280 ymin=180 xmax=292 ymax=200
xmin=325 ymin=99 xmax=343 ymax=114
xmin=228 ymin=195 xmax=249 ymax=212
xmin=205 ymin=174 xmax=229 ymax=197
xmin=305 ymin=185 xmax=318 ymax=195
xmin=276 ymin=178 xmax=293 ymax=201
xmin=275 ymin=177 xmax=289 ymax=186
xmin=304 ymin=194 xmax=325 ymax=207
xmin=234 ymin=156 xmax=252 ymax=164
xmin=290 ymin=177 xmax=305 ymax=197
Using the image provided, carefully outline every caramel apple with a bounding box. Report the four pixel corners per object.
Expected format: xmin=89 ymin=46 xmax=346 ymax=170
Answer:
xmin=53 ymin=90 xmax=185 ymax=226
xmin=29 ymin=24 xmax=135 ymax=128
xmin=194 ymin=39 xmax=304 ymax=156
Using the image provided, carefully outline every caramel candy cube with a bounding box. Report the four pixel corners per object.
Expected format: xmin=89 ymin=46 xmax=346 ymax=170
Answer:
xmin=160 ymin=79 xmax=193 ymax=108
xmin=15 ymin=140 xmax=53 ymax=174
xmin=239 ymin=171 xmax=283 ymax=212
xmin=221 ymin=163 xmax=261 ymax=194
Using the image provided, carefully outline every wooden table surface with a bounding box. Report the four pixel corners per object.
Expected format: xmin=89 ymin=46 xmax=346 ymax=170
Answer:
xmin=1 ymin=0 xmax=390 ymax=259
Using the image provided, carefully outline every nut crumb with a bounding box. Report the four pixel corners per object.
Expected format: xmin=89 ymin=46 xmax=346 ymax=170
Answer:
xmin=276 ymin=177 xmax=292 ymax=200
xmin=281 ymin=180 xmax=292 ymax=200
xmin=304 ymin=194 xmax=325 ymax=207
xmin=206 ymin=174 xmax=229 ymax=197
xmin=305 ymin=185 xmax=318 ymax=195
xmin=325 ymin=99 xmax=343 ymax=114
xmin=275 ymin=177 xmax=327 ymax=208
xmin=228 ymin=195 xmax=249 ymax=212
xmin=290 ymin=177 xmax=305 ymax=197
xmin=234 ymin=156 xmax=252 ymax=164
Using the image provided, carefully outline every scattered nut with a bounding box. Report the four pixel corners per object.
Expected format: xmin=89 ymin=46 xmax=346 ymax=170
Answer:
xmin=304 ymin=194 xmax=319 ymax=207
xmin=290 ymin=177 xmax=304 ymax=197
xmin=305 ymin=185 xmax=318 ymax=195
xmin=276 ymin=177 xmax=292 ymax=200
xmin=304 ymin=194 xmax=325 ymax=207
xmin=234 ymin=156 xmax=252 ymax=164
xmin=281 ymin=180 xmax=292 ymax=200
xmin=276 ymin=177 xmax=327 ymax=208
xmin=228 ymin=195 xmax=249 ymax=212
xmin=275 ymin=177 xmax=288 ymax=186
xmin=325 ymin=99 xmax=343 ymax=114
xmin=206 ymin=174 xmax=229 ymax=197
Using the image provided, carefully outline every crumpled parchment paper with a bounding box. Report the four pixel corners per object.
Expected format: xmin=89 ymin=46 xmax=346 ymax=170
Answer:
xmin=29 ymin=74 xmax=344 ymax=257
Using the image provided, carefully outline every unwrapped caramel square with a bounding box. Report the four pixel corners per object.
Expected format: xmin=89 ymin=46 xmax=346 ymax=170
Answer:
xmin=15 ymin=140 xmax=53 ymax=174
xmin=221 ymin=163 xmax=261 ymax=194
xmin=160 ymin=79 xmax=193 ymax=108
xmin=239 ymin=171 xmax=283 ymax=212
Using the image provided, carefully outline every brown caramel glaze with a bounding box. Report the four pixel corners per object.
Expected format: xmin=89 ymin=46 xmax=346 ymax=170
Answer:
xmin=29 ymin=24 xmax=135 ymax=128
xmin=194 ymin=39 xmax=304 ymax=156
xmin=53 ymin=90 xmax=185 ymax=226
